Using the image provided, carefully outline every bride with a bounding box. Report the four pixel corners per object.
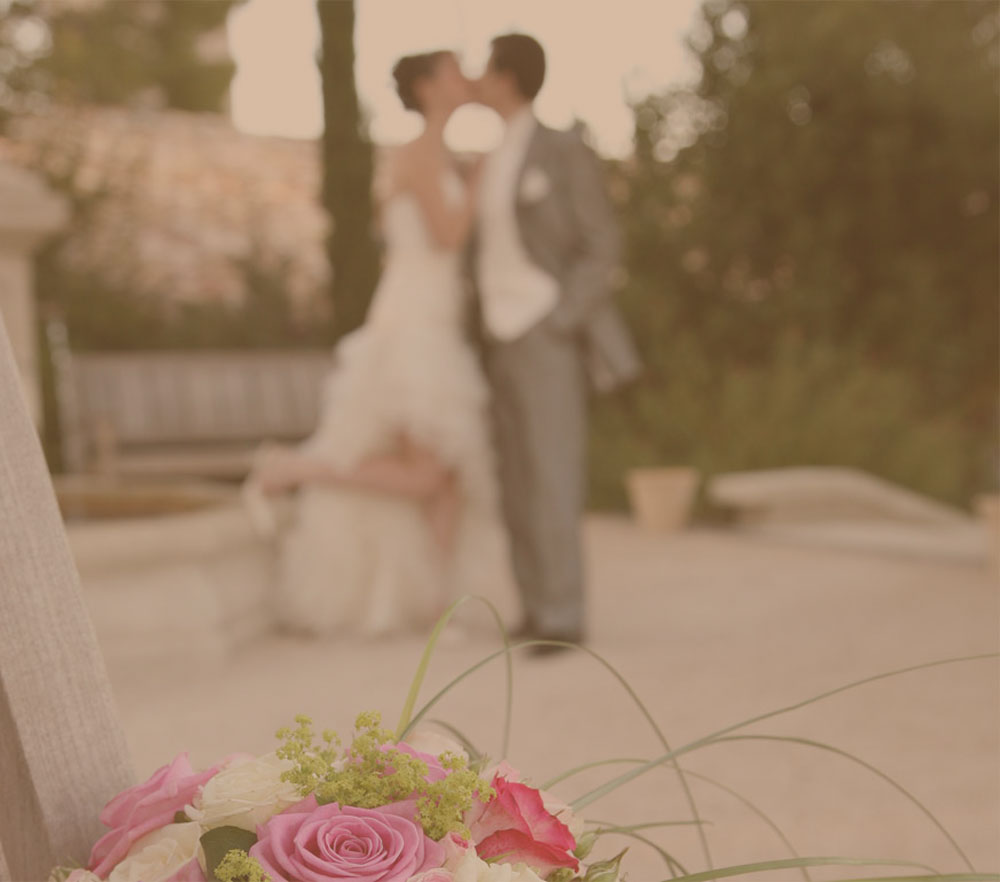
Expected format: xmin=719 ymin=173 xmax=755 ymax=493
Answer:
xmin=248 ymin=50 xmax=499 ymax=636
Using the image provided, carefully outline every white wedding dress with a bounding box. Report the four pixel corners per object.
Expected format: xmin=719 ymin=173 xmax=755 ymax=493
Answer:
xmin=273 ymin=171 xmax=499 ymax=635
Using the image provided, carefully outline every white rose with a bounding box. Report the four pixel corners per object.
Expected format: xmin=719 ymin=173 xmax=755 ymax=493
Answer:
xmin=446 ymin=848 xmax=546 ymax=882
xmin=185 ymin=751 xmax=301 ymax=831
xmin=50 ymin=870 xmax=102 ymax=882
xmin=107 ymin=823 xmax=202 ymax=882
xmin=402 ymin=728 xmax=470 ymax=763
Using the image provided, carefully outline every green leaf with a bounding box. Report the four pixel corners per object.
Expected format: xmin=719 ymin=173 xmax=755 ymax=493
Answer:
xmin=200 ymin=827 xmax=258 ymax=881
xmin=173 ymin=810 xmax=189 ymax=824
xmin=584 ymin=849 xmax=628 ymax=882
xmin=575 ymin=830 xmax=600 ymax=860
xmin=582 ymin=823 xmax=693 ymax=876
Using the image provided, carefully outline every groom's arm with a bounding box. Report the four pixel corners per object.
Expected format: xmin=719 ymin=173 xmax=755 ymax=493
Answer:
xmin=547 ymin=131 xmax=622 ymax=335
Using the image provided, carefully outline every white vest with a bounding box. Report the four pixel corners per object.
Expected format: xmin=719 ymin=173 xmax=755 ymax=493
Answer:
xmin=476 ymin=108 xmax=559 ymax=341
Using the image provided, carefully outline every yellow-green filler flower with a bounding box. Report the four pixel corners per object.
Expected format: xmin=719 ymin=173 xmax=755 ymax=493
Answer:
xmin=276 ymin=712 xmax=493 ymax=840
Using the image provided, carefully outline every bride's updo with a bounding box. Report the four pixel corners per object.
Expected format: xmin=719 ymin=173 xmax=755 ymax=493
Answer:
xmin=392 ymin=51 xmax=450 ymax=112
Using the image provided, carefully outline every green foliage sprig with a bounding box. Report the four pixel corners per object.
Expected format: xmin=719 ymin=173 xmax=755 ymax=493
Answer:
xmin=276 ymin=711 xmax=494 ymax=841
xmin=213 ymin=850 xmax=269 ymax=882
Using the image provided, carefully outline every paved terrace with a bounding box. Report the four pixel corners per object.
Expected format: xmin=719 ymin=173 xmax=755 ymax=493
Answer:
xmin=100 ymin=517 xmax=999 ymax=881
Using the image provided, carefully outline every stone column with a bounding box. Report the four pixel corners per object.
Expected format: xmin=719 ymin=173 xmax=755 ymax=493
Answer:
xmin=0 ymin=162 xmax=69 ymax=427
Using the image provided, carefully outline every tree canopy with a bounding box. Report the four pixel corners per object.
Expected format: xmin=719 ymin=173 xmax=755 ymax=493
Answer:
xmin=592 ymin=0 xmax=999 ymax=508
xmin=0 ymin=0 xmax=240 ymax=125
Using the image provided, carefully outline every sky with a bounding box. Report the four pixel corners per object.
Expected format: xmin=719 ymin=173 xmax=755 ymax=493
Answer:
xmin=227 ymin=0 xmax=704 ymax=157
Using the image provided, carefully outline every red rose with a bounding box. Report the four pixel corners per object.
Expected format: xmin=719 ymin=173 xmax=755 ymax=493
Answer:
xmin=465 ymin=775 xmax=579 ymax=877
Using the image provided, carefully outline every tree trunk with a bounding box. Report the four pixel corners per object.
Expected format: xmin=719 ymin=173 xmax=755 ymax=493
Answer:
xmin=317 ymin=0 xmax=380 ymax=342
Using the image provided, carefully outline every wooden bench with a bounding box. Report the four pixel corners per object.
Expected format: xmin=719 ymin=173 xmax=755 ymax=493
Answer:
xmin=1 ymin=315 xmax=134 ymax=880
xmin=53 ymin=346 xmax=333 ymax=478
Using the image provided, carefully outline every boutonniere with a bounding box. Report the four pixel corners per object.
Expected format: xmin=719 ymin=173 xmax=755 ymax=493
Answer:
xmin=519 ymin=166 xmax=551 ymax=204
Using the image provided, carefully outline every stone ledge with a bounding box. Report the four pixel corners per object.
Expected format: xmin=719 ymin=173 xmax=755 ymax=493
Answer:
xmin=735 ymin=518 xmax=988 ymax=565
xmin=708 ymin=466 xmax=971 ymax=526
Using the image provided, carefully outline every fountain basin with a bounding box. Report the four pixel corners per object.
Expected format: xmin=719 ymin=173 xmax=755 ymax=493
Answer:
xmin=56 ymin=477 xmax=281 ymax=660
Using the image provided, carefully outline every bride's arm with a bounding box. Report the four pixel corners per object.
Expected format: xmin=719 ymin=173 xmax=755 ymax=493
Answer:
xmin=399 ymin=149 xmax=478 ymax=250
xmin=252 ymin=437 xmax=453 ymax=501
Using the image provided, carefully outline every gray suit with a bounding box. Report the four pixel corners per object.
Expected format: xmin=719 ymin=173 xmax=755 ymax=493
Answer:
xmin=471 ymin=122 xmax=641 ymax=637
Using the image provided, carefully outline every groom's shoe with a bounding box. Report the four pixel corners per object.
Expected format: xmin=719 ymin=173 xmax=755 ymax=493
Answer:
xmin=526 ymin=630 xmax=585 ymax=658
xmin=506 ymin=621 xmax=585 ymax=655
xmin=506 ymin=621 xmax=536 ymax=642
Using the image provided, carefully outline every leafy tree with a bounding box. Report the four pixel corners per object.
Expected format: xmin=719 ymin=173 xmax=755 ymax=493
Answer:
xmin=593 ymin=0 xmax=999 ymax=508
xmin=0 ymin=0 xmax=241 ymax=123
xmin=316 ymin=0 xmax=380 ymax=341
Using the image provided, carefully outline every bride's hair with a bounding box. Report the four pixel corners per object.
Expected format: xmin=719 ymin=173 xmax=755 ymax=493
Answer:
xmin=392 ymin=51 xmax=451 ymax=112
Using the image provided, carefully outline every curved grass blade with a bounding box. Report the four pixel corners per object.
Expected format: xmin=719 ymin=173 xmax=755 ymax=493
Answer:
xmin=584 ymin=820 xmax=710 ymax=833
xmin=813 ymin=876 xmax=1000 ymax=882
xmin=423 ymin=718 xmax=484 ymax=762
xmin=706 ymin=734 xmax=975 ymax=872
xmin=552 ymin=760 xmax=810 ymax=881
xmin=400 ymin=638 xmax=713 ymax=870
xmin=584 ymin=820 xmax=692 ymax=877
xmin=589 ymin=827 xmax=690 ymax=878
xmin=394 ymin=595 xmax=514 ymax=757
xmin=570 ymin=737 xmax=713 ymax=810
xmin=572 ymin=654 xmax=997 ymax=815
xmin=543 ymin=756 xmax=645 ymax=791
xmin=680 ymin=770 xmax=811 ymax=882
xmin=660 ymin=856 xmax=941 ymax=882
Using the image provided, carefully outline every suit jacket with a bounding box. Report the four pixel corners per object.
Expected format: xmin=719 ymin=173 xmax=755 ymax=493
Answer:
xmin=468 ymin=121 xmax=642 ymax=394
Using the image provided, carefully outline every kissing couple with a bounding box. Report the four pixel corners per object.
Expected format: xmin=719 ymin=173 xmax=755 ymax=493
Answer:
xmin=250 ymin=33 xmax=641 ymax=654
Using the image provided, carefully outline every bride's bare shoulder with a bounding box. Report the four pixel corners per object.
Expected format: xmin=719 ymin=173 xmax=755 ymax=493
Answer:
xmin=376 ymin=143 xmax=420 ymax=202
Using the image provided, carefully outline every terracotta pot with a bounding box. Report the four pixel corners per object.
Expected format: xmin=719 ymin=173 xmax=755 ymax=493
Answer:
xmin=626 ymin=467 xmax=699 ymax=533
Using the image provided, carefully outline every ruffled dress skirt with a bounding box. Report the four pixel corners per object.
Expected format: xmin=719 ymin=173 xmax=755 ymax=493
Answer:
xmin=273 ymin=289 xmax=500 ymax=636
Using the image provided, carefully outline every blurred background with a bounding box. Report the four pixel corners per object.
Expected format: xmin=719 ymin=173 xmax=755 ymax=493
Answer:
xmin=0 ymin=0 xmax=996 ymax=511
xmin=1 ymin=3 xmax=998 ymax=874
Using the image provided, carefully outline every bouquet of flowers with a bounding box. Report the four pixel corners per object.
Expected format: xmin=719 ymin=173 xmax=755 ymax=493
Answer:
xmin=50 ymin=602 xmax=998 ymax=882
xmin=54 ymin=711 xmax=604 ymax=882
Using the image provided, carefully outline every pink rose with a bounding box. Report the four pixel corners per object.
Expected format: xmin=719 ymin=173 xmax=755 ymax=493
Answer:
xmin=466 ymin=776 xmax=579 ymax=876
xmin=88 ymin=753 xmax=239 ymax=878
xmin=384 ymin=742 xmax=448 ymax=783
xmin=250 ymin=795 xmax=446 ymax=882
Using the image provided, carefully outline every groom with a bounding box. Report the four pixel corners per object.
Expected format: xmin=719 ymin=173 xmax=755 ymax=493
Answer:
xmin=471 ymin=33 xmax=641 ymax=654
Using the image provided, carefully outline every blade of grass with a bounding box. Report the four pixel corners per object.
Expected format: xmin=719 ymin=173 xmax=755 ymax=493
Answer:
xmin=589 ymin=827 xmax=690 ymax=878
xmin=399 ymin=638 xmax=714 ymax=871
xmin=584 ymin=820 xmax=710 ymax=833
xmin=705 ymin=734 xmax=974 ymax=872
xmin=571 ymin=654 xmax=997 ymax=815
xmin=661 ymin=855 xmax=941 ymax=882
xmin=680 ymin=770 xmax=811 ymax=882
xmin=543 ymin=756 xmax=645 ymax=790
xmin=422 ymin=718 xmax=484 ymax=762
xmin=811 ymin=876 xmax=1000 ymax=882
xmin=551 ymin=760 xmax=810 ymax=881
xmin=394 ymin=596 xmax=514 ymax=757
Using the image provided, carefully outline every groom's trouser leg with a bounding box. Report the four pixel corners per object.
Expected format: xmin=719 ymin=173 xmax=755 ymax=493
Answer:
xmin=489 ymin=325 xmax=587 ymax=636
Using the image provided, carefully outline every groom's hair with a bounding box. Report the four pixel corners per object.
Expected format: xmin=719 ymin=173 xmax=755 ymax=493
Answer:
xmin=490 ymin=33 xmax=545 ymax=101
